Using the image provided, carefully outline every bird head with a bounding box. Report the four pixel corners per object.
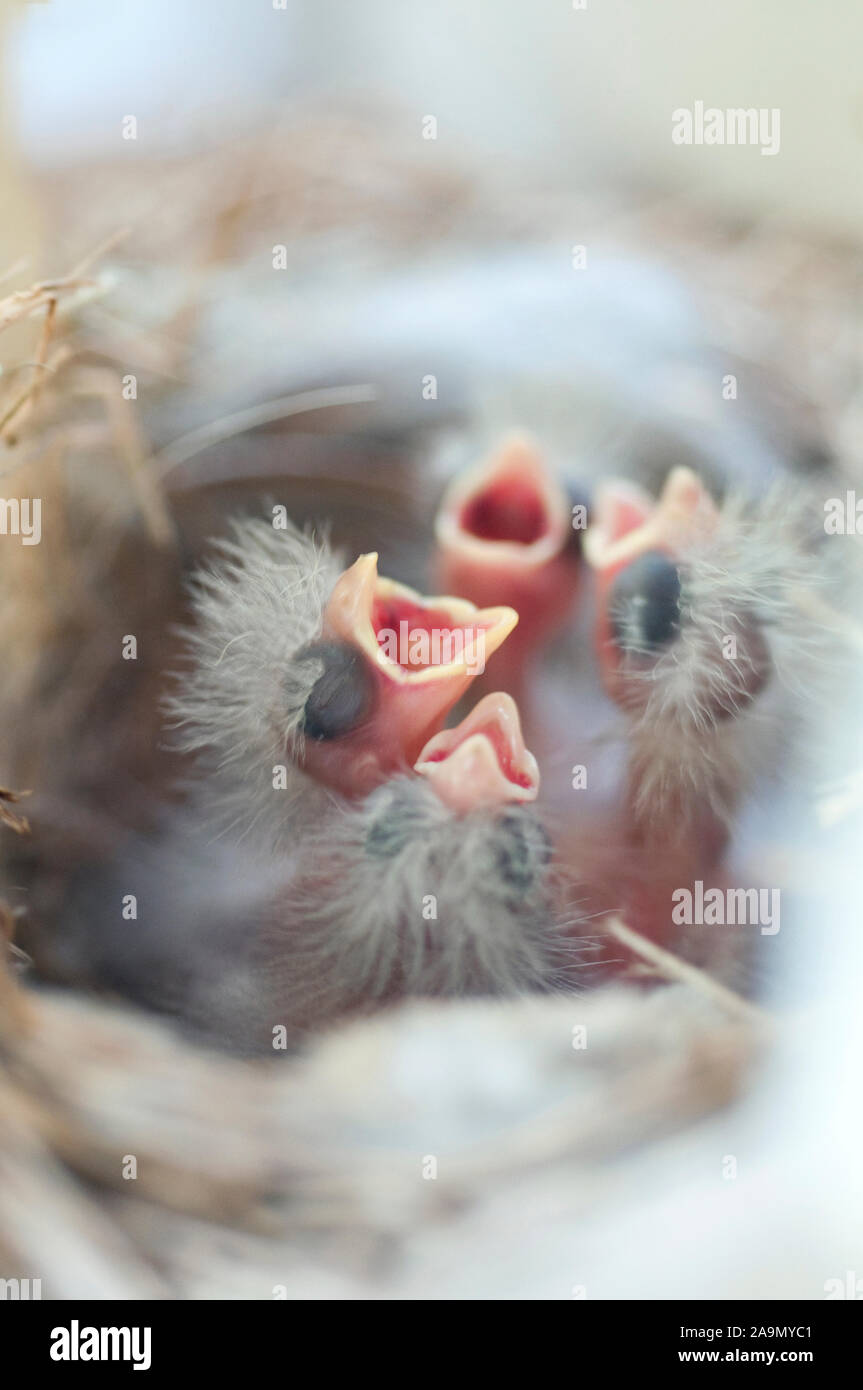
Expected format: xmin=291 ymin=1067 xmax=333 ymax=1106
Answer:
xmin=298 ymin=552 xmax=517 ymax=795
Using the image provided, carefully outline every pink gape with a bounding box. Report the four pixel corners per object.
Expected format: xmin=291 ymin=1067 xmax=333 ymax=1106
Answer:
xmin=415 ymin=691 xmax=539 ymax=814
xmin=302 ymin=551 xmax=518 ymax=798
xmin=434 ymin=434 xmax=580 ymax=696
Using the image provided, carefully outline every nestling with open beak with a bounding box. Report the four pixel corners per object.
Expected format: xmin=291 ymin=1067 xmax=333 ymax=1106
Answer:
xmin=165 ymin=515 xmax=517 ymax=853
xmin=133 ymin=513 xmax=570 ymax=1048
xmin=584 ymin=465 xmax=822 ymax=861
xmin=241 ymin=689 xmax=566 ymax=1043
xmin=70 ymin=679 xmax=561 ymax=1052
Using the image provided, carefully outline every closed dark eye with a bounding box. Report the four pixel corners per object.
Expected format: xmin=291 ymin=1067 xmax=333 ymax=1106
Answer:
xmin=296 ymin=640 xmax=376 ymax=741
xmin=608 ymin=550 xmax=682 ymax=654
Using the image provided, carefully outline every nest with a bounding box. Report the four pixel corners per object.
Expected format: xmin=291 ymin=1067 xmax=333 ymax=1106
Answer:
xmin=0 ymin=113 xmax=860 ymax=1298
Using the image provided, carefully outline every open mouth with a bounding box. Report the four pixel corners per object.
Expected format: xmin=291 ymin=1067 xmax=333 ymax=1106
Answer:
xmin=461 ymin=473 xmax=550 ymax=545
xmin=414 ymin=692 xmax=539 ymax=813
xmin=435 ymin=434 xmax=569 ymax=567
xmin=299 ymin=553 xmax=519 ymax=792
xmin=324 ymin=553 xmax=517 ymax=682
xmin=584 ymin=466 xmax=718 ymax=573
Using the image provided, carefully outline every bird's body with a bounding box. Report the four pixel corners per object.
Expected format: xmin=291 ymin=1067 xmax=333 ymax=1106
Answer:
xmin=59 ymin=781 xmax=565 ymax=1054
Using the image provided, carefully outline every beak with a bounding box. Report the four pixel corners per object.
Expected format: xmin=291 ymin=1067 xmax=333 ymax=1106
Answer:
xmin=414 ymin=692 xmax=540 ymax=814
xmin=302 ymin=553 xmax=518 ymax=795
xmin=584 ymin=466 xmax=718 ymax=578
xmin=436 ymin=433 xmax=570 ymax=567
xmin=433 ymin=434 xmax=579 ymax=647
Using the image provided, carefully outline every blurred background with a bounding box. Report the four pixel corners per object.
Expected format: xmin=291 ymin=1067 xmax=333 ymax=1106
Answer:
xmin=7 ymin=0 xmax=863 ymax=234
xmin=0 ymin=0 xmax=860 ymax=1301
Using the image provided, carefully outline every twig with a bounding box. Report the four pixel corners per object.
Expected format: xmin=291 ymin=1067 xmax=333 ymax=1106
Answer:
xmin=153 ymin=384 xmax=378 ymax=479
xmin=0 ymin=258 xmax=29 ymax=289
xmin=606 ymin=916 xmax=774 ymax=1029
xmin=0 ymin=343 xmax=72 ymax=438
xmin=0 ymin=278 xmax=93 ymax=335
xmin=70 ymin=365 xmax=176 ymax=547
xmin=0 ymin=227 xmax=128 ymax=338
xmin=0 ymin=786 xmax=31 ymax=837
xmin=1 ymin=299 xmax=59 ymax=442
xmin=69 ymin=227 xmax=130 ymax=279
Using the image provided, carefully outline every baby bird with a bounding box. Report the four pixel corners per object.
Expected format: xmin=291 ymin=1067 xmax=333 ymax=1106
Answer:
xmin=165 ymin=515 xmax=517 ymax=853
xmin=67 ymin=690 xmax=561 ymax=1054
xmin=585 ymin=465 xmax=821 ymax=855
xmin=245 ymin=691 xmax=562 ymax=1045
xmin=83 ymin=514 xmax=568 ymax=1052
